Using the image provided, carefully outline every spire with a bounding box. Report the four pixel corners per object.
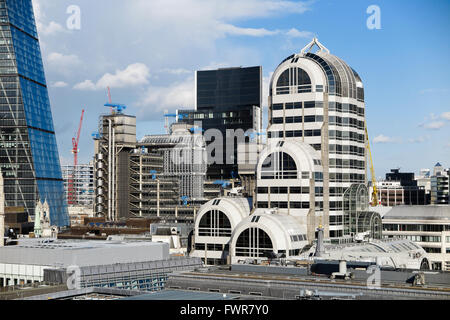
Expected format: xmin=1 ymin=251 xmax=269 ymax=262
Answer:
xmin=300 ymin=37 xmax=330 ymax=55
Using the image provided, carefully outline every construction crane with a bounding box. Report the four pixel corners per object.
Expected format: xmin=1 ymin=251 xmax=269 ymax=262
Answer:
xmin=164 ymin=110 xmax=189 ymax=134
xmin=68 ymin=109 xmax=85 ymax=205
xmin=104 ymin=103 xmax=127 ymax=114
xmin=365 ymin=125 xmax=378 ymax=206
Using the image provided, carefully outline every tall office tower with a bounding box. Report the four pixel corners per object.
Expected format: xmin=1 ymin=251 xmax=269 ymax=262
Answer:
xmin=93 ymin=111 xmax=137 ymax=221
xmin=62 ymin=162 xmax=95 ymax=207
xmin=266 ymin=38 xmax=366 ymax=238
xmin=178 ymin=66 xmax=262 ymax=180
xmin=0 ymin=0 xmax=68 ymax=226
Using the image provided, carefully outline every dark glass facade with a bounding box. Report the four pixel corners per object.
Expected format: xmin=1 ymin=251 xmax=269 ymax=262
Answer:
xmin=0 ymin=0 xmax=68 ymax=226
xmin=180 ymin=66 xmax=262 ymax=180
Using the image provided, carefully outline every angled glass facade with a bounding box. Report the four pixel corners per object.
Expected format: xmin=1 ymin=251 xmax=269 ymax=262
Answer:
xmin=0 ymin=0 xmax=68 ymax=226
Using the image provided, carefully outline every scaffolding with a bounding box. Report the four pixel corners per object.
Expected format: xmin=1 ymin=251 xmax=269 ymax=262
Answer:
xmin=62 ymin=163 xmax=95 ymax=207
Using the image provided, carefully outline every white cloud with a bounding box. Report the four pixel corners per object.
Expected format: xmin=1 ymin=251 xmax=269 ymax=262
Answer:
xmin=161 ymin=68 xmax=193 ymax=75
xmin=408 ymin=135 xmax=430 ymax=144
xmin=32 ymin=0 xmax=66 ymax=36
xmin=286 ymin=28 xmax=314 ymax=38
xmin=373 ymin=135 xmax=397 ymax=144
xmin=217 ymin=23 xmax=280 ymax=37
xmin=47 ymin=52 xmax=81 ymax=67
xmin=51 ymin=81 xmax=68 ymax=88
xmin=442 ymin=112 xmax=450 ymax=121
xmin=137 ymin=77 xmax=195 ymax=115
xmin=73 ymin=80 xmax=96 ymax=91
xmin=421 ymin=121 xmax=446 ymax=130
xmin=127 ymin=0 xmax=312 ymax=47
xmin=74 ymin=63 xmax=150 ymax=91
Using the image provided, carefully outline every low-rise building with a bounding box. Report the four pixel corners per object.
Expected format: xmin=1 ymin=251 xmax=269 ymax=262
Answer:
xmin=382 ymin=205 xmax=450 ymax=271
xmin=0 ymin=238 xmax=179 ymax=288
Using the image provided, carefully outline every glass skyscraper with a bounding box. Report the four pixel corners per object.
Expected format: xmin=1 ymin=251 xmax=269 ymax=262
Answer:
xmin=0 ymin=0 xmax=69 ymax=226
xmin=178 ymin=66 xmax=262 ymax=180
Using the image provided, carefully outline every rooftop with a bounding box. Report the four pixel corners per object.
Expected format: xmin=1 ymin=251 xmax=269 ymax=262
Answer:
xmin=383 ymin=205 xmax=450 ymax=221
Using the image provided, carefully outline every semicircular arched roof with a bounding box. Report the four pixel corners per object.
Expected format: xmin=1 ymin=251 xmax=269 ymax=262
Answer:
xmin=195 ymin=197 xmax=251 ymax=231
xmin=257 ymin=140 xmax=322 ymax=178
xmin=230 ymin=210 xmax=308 ymax=253
xmin=270 ymin=38 xmax=363 ymax=99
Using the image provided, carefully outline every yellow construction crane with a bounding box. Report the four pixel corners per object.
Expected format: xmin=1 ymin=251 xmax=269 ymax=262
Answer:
xmin=365 ymin=125 xmax=378 ymax=206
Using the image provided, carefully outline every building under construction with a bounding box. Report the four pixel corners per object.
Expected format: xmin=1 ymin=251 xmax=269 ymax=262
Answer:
xmin=62 ymin=162 xmax=95 ymax=207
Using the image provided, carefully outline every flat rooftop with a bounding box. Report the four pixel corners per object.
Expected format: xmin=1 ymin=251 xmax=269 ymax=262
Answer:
xmin=0 ymin=238 xmax=169 ymax=267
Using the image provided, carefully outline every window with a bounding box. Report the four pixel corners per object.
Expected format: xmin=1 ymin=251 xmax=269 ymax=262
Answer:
xmin=198 ymin=210 xmax=232 ymax=237
xmin=276 ymin=68 xmax=311 ymax=95
xmin=235 ymin=228 xmax=274 ymax=258
xmin=261 ymin=152 xmax=297 ymax=179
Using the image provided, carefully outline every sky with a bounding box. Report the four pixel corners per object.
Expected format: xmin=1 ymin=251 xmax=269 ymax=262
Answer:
xmin=32 ymin=0 xmax=450 ymax=179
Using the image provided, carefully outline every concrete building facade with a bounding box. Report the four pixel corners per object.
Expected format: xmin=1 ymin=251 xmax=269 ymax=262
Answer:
xmin=266 ymin=38 xmax=367 ymax=238
xmin=382 ymin=206 xmax=450 ymax=271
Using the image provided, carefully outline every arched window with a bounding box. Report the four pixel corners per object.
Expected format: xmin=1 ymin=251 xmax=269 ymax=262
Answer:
xmin=235 ymin=228 xmax=274 ymax=257
xmin=198 ymin=210 xmax=232 ymax=237
xmin=297 ymin=68 xmax=311 ymax=85
xmin=261 ymin=152 xmax=297 ymax=179
xmin=276 ymin=68 xmax=312 ymax=95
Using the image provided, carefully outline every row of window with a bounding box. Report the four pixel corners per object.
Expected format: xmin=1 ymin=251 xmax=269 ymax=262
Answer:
xmin=329 ymin=158 xmax=366 ymax=170
xmin=329 ymin=116 xmax=365 ymax=129
xmin=272 ymin=102 xmax=364 ymax=117
xmin=195 ymin=243 xmax=227 ymax=251
xmin=267 ymin=129 xmax=322 ymax=139
xmin=257 ymin=201 xmax=310 ymax=209
xmin=329 ymin=102 xmax=365 ymax=116
xmin=290 ymin=234 xmax=307 ymax=242
xmin=329 ymin=144 xmax=365 ymax=156
xmin=272 ymin=101 xmax=323 ymax=110
xmin=272 ymin=115 xmax=324 ymax=124
xmin=383 ymin=224 xmax=450 ymax=232
xmin=257 ymin=186 xmax=324 ymax=195
xmin=329 ymin=130 xmax=365 ymax=143
xmin=329 ymin=173 xmax=365 ymax=183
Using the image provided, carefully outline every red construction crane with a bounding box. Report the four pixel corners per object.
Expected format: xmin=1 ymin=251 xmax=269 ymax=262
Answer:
xmin=68 ymin=109 xmax=85 ymax=205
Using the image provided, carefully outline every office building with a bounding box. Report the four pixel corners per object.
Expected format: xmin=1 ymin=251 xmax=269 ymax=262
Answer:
xmin=383 ymin=206 xmax=450 ymax=271
xmin=62 ymin=162 xmax=95 ymax=207
xmin=0 ymin=238 xmax=201 ymax=289
xmin=93 ymin=110 xmax=137 ymax=220
xmin=431 ymin=163 xmax=449 ymax=205
xmin=0 ymin=0 xmax=68 ymax=226
xmin=94 ymin=115 xmax=205 ymax=222
xmin=191 ymin=139 xmax=380 ymax=265
xmin=376 ymin=169 xmax=428 ymax=206
xmin=177 ymin=66 xmax=263 ymax=180
xmin=266 ymin=38 xmax=366 ymax=238
xmin=416 ymin=168 xmax=431 ymax=202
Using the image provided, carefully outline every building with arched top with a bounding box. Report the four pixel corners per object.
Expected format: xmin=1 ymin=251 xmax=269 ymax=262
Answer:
xmin=190 ymin=197 xmax=251 ymax=265
xmin=229 ymin=209 xmax=309 ymax=264
xmin=267 ymin=38 xmax=367 ymax=238
xmin=256 ymin=140 xmax=323 ymax=241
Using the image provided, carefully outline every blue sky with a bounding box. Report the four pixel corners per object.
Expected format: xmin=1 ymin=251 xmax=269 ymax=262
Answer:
xmin=33 ymin=0 xmax=450 ymax=178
